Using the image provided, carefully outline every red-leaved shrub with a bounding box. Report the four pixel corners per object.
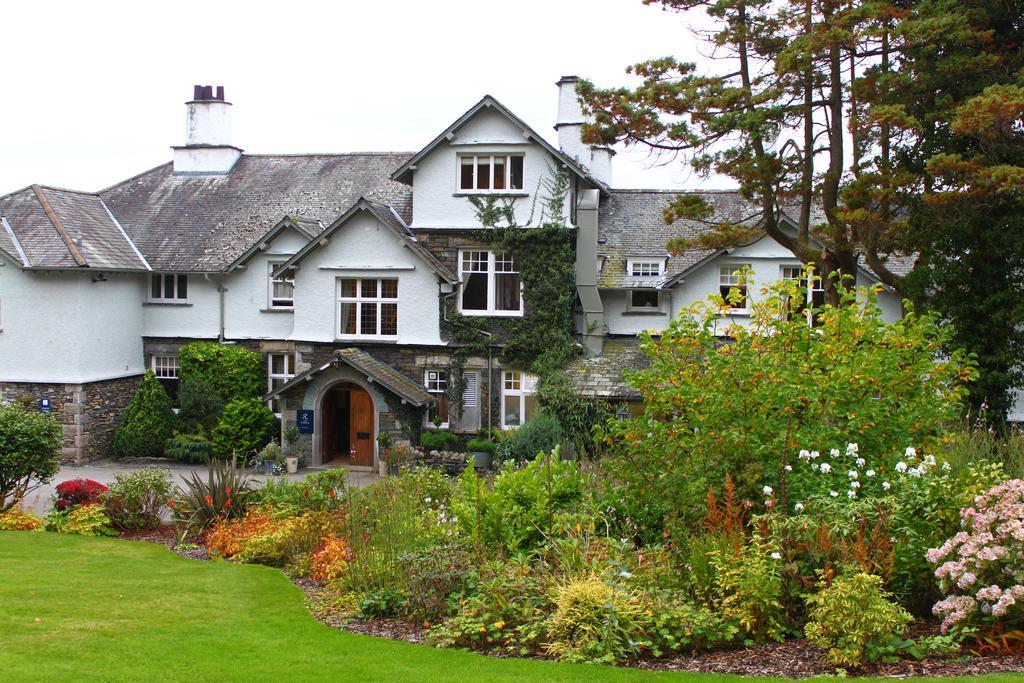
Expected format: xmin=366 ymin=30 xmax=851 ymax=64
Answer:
xmin=55 ymin=479 xmax=108 ymax=510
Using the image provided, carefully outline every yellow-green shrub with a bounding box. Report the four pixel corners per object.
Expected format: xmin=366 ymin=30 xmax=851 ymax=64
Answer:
xmin=805 ymin=572 xmax=912 ymax=667
xmin=0 ymin=507 xmax=44 ymax=531
xmin=544 ymin=574 xmax=645 ymax=664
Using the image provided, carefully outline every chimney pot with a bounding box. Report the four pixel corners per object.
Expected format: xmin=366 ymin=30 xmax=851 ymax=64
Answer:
xmin=193 ymin=85 xmax=203 ymax=100
xmin=216 ymin=85 xmax=224 ymax=100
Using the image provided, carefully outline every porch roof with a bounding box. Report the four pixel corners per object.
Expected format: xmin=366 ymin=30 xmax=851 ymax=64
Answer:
xmin=263 ymin=347 xmax=433 ymax=407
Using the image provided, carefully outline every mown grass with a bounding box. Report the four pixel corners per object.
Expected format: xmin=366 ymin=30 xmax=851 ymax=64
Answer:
xmin=0 ymin=532 xmax=1019 ymax=682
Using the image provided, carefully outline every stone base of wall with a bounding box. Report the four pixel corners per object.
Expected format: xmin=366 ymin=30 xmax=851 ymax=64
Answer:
xmin=1 ymin=375 xmax=142 ymax=464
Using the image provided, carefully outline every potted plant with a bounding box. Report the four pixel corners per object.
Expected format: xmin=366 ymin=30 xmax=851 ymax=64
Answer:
xmin=384 ymin=443 xmax=414 ymax=475
xmin=253 ymin=440 xmax=282 ymax=475
xmin=466 ymin=437 xmax=496 ymax=470
xmin=283 ymin=426 xmax=300 ymax=474
xmin=376 ymin=431 xmax=394 ymax=477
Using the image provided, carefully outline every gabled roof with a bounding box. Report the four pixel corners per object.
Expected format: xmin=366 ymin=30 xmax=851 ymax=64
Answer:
xmin=263 ymin=348 xmax=433 ymax=407
xmin=100 ymin=153 xmax=414 ymax=272
xmin=0 ymin=184 xmax=149 ymax=271
xmin=390 ymin=95 xmax=610 ymax=194
xmin=272 ymin=197 xmax=457 ymax=284
xmin=225 ymin=215 xmax=322 ymax=272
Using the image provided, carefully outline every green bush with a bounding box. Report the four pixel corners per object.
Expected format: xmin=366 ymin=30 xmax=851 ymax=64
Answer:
xmin=112 ymin=372 xmax=176 ymax=458
xmin=452 ymin=448 xmax=592 ymax=555
xmin=712 ymin=530 xmax=787 ymax=643
xmin=420 ymin=430 xmax=459 ymax=451
xmin=600 ymin=281 xmax=972 ymax=527
xmin=178 ymin=342 xmax=264 ymax=403
xmin=100 ymin=468 xmax=173 ymax=531
xmin=210 ymin=398 xmax=278 ymax=460
xmin=0 ymin=403 xmax=61 ymax=513
xmin=176 ymin=376 xmax=224 ymax=432
xmin=45 ymin=504 xmax=117 ymax=536
xmin=537 ymin=371 xmax=613 ymax=458
xmin=805 ymin=572 xmax=913 ymax=667
xmin=164 ymin=433 xmax=213 ymax=464
xmin=498 ymin=411 xmax=563 ymax=462
xmin=465 ymin=438 xmax=496 ymax=454
xmin=401 ymin=544 xmax=474 ymax=622
xmin=544 ymin=574 xmax=645 ymax=664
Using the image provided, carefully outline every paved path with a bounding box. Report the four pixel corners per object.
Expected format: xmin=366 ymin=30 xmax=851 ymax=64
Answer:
xmin=20 ymin=459 xmax=378 ymax=514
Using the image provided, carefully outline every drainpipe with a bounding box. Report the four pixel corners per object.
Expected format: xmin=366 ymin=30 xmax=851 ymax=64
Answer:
xmin=575 ymin=189 xmax=604 ymax=356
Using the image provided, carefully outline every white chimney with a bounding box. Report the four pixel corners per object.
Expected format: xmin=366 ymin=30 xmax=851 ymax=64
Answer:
xmin=555 ymin=75 xmax=613 ymax=186
xmin=172 ymin=85 xmax=243 ymax=175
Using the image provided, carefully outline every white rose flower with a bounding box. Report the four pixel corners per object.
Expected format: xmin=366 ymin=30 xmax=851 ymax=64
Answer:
xmin=851 ymin=481 xmax=860 ymax=489
xmin=799 ymin=449 xmax=810 ymax=460
xmin=762 ymin=485 xmax=773 ymax=495
xmin=905 ymin=446 xmax=917 ymax=458
xmin=866 ymin=469 xmax=876 ymax=477
xmin=847 ymin=490 xmax=857 ymax=498
xmin=848 ymin=470 xmax=859 ymax=480
xmin=855 ymin=457 xmax=866 ymax=467
xmin=846 ymin=443 xmax=859 ymax=456
xmin=810 ymin=450 xmax=820 ymax=460
xmin=829 ymin=448 xmax=840 ymax=458
xmin=882 ymin=481 xmax=891 ymax=491
xmin=895 ymin=461 xmax=908 ymax=473
xmin=794 ymin=502 xmax=805 ymax=512
xmin=784 ymin=465 xmax=792 ymax=472
xmin=820 ymin=463 xmax=832 ymax=474
xmin=830 ymin=490 xmax=839 ymax=498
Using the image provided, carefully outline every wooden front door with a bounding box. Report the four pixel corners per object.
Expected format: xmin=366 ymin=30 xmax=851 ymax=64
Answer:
xmin=349 ymin=389 xmax=374 ymax=467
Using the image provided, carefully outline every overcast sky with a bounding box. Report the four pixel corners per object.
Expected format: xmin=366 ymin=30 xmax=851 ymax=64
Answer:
xmin=1 ymin=0 xmax=724 ymax=194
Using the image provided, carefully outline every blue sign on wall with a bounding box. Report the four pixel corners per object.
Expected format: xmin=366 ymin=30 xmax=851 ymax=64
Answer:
xmin=39 ymin=398 xmax=52 ymax=414
xmin=297 ymin=410 xmax=314 ymax=434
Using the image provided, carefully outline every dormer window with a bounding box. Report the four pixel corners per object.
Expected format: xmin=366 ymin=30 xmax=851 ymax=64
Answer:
xmin=459 ymin=154 xmax=524 ymax=192
xmin=627 ymin=258 xmax=665 ymax=278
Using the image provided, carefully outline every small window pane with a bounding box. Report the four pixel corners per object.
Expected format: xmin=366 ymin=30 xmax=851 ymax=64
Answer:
xmin=340 ymin=279 xmax=357 ymax=298
xmin=631 ymin=290 xmax=659 ymax=309
xmin=360 ymin=302 xmax=378 ymax=335
xmin=504 ymin=395 xmax=522 ymax=427
xmin=510 ymin=156 xmax=524 ymax=189
xmin=493 ymin=156 xmax=506 ymax=190
xmin=151 ymin=274 xmax=161 ymax=299
xmin=495 ymin=273 xmax=521 ymax=311
xmin=463 ymin=273 xmax=488 ymax=310
xmin=477 ymin=157 xmax=491 ymax=190
xmin=164 ymin=274 xmax=174 ymax=299
xmin=380 ymin=279 xmax=398 ymax=299
xmin=271 ymin=354 xmax=285 ymax=375
xmin=340 ymin=302 xmax=357 ymax=334
xmin=460 ymin=157 xmax=474 ymax=190
xmin=361 ymin=280 xmax=377 ymax=298
xmin=380 ymin=303 xmax=398 ymax=336
xmin=176 ymin=275 xmax=187 ymax=299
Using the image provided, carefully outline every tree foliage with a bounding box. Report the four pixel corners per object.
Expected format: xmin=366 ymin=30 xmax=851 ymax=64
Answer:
xmin=210 ymin=398 xmax=278 ymax=460
xmin=0 ymin=403 xmax=61 ymax=512
xmin=599 ymin=278 xmax=973 ymax=526
xmin=112 ymin=371 xmax=176 ymax=459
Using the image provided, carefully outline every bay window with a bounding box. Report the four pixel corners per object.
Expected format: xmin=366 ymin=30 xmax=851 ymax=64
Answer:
xmin=337 ymin=278 xmax=398 ymax=338
xmin=459 ymin=250 xmax=522 ymax=316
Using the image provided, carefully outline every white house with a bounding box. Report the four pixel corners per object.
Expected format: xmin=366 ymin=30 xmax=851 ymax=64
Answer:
xmin=0 ymin=79 xmax=916 ymax=466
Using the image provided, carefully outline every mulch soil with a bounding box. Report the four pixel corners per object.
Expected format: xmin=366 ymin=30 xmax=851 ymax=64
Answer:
xmin=119 ymin=530 xmax=1024 ymax=678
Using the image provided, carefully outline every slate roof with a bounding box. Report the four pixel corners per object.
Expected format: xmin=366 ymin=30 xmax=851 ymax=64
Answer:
xmin=0 ymin=185 xmax=148 ymax=270
xmin=565 ymin=339 xmax=650 ymax=400
xmin=100 ymin=153 xmax=413 ymax=272
xmin=264 ymin=347 xmax=433 ymax=407
xmin=598 ymin=190 xmax=757 ymax=289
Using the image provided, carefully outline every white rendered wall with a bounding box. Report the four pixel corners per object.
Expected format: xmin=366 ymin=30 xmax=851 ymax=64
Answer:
xmin=223 ymin=228 xmax=307 ymax=340
xmin=601 ymin=289 xmax=671 ymax=336
xmin=0 ymin=263 xmax=145 ymax=383
xmin=142 ymin=275 xmax=220 ymax=340
xmin=410 ymin=108 xmax=570 ymax=228
xmin=290 ymin=211 xmax=444 ymax=345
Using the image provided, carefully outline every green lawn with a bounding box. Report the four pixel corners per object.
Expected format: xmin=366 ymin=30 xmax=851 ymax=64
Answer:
xmin=0 ymin=532 xmax=1016 ymax=682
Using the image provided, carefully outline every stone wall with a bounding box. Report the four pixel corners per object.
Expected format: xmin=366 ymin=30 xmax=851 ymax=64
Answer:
xmin=1 ymin=376 xmax=141 ymax=464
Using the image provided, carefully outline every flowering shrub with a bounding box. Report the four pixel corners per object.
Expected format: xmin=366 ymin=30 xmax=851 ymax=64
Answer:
xmin=101 ymin=468 xmax=172 ymax=531
xmin=54 ymin=478 xmax=109 ymax=510
xmin=309 ymin=537 xmax=352 ymax=583
xmin=173 ymin=456 xmax=252 ymax=537
xmin=0 ymin=506 xmax=44 ymax=531
xmin=928 ymin=479 xmax=1024 ymax=632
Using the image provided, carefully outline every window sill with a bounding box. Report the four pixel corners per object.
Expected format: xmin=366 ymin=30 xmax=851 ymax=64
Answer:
xmin=259 ymin=307 xmax=294 ymax=313
xmin=623 ymin=310 xmax=667 ymax=316
xmin=458 ymin=310 xmax=523 ymax=318
xmin=453 ymin=192 xmax=529 ymax=198
xmin=143 ymin=301 xmax=192 ymax=307
xmin=335 ymin=336 xmax=399 ymax=343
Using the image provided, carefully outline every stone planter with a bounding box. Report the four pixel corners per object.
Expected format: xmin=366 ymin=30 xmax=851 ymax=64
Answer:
xmin=285 ymin=455 xmax=298 ymax=474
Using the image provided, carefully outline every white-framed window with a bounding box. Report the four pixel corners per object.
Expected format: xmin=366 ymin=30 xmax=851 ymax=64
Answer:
xmin=268 ymin=263 xmax=294 ymax=309
xmin=459 ymin=154 xmax=525 ymax=192
xmin=424 ymin=370 xmax=449 ymax=428
xmin=719 ymin=264 xmax=751 ymax=310
xmin=629 ymin=290 xmax=661 ymax=311
xmin=151 ymin=354 xmax=180 ymax=400
xmin=267 ymin=352 xmax=296 ymax=415
xmin=627 ymin=259 xmax=665 ymax=278
xmin=149 ymin=273 xmax=188 ymax=302
xmin=458 ymin=250 xmax=522 ymax=316
xmin=337 ymin=278 xmax=398 ymax=338
xmin=781 ymin=265 xmax=825 ymax=322
xmin=501 ymin=370 xmax=538 ymax=429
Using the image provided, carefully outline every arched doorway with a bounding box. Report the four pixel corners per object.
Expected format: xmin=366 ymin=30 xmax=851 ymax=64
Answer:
xmin=320 ymin=381 xmax=375 ymax=467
